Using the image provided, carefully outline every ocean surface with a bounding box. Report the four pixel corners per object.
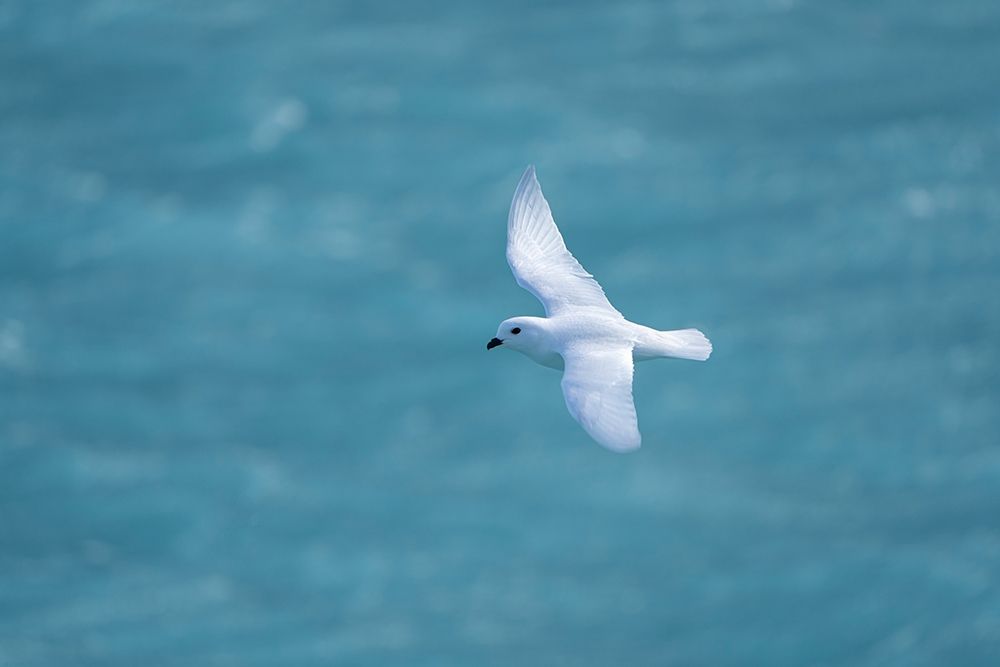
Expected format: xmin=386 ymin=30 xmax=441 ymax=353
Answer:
xmin=2 ymin=1 xmax=999 ymax=665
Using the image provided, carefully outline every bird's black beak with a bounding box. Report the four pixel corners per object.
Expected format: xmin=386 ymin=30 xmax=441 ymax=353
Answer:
xmin=486 ymin=337 xmax=503 ymax=350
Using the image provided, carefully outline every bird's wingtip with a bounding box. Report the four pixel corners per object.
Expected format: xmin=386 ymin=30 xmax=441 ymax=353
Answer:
xmin=513 ymin=165 xmax=539 ymax=201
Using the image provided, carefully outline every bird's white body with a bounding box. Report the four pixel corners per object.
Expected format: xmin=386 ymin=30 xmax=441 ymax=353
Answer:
xmin=498 ymin=314 xmax=710 ymax=371
xmin=489 ymin=166 xmax=712 ymax=452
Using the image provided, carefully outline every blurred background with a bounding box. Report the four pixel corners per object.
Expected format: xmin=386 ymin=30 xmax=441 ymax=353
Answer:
xmin=2 ymin=1 xmax=999 ymax=665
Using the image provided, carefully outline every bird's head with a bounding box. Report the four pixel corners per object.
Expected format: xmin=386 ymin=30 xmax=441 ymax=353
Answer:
xmin=487 ymin=317 xmax=545 ymax=354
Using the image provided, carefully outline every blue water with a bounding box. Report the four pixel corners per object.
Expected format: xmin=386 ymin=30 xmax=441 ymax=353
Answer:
xmin=2 ymin=2 xmax=1000 ymax=665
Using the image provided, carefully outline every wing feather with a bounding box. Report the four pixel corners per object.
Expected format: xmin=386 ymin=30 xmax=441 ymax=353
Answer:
xmin=506 ymin=166 xmax=623 ymax=318
xmin=560 ymin=343 xmax=640 ymax=452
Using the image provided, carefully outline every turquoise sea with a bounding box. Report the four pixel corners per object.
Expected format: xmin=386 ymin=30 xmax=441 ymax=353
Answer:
xmin=2 ymin=2 xmax=999 ymax=665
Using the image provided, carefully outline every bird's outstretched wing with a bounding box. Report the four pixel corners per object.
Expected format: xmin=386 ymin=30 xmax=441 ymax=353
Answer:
xmin=560 ymin=342 xmax=640 ymax=452
xmin=507 ymin=166 xmax=623 ymax=318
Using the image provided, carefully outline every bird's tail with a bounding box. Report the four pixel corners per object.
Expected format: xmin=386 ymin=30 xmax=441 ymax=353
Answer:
xmin=653 ymin=328 xmax=712 ymax=361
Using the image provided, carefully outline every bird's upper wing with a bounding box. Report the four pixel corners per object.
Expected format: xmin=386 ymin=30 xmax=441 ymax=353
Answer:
xmin=506 ymin=166 xmax=623 ymax=318
xmin=560 ymin=342 xmax=640 ymax=452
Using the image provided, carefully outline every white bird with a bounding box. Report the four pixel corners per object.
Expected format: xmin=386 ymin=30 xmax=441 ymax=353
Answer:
xmin=487 ymin=166 xmax=712 ymax=452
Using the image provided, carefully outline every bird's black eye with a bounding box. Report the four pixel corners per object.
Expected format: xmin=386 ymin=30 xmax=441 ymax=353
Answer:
xmin=511 ymin=327 xmax=521 ymax=335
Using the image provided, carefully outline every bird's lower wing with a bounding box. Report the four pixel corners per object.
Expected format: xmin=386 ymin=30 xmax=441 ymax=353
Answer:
xmin=506 ymin=166 xmax=623 ymax=318
xmin=560 ymin=343 xmax=640 ymax=452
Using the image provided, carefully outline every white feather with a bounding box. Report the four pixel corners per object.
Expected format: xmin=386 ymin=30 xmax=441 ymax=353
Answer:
xmin=560 ymin=343 xmax=641 ymax=452
xmin=506 ymin=166 xmax=623 ymax=318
